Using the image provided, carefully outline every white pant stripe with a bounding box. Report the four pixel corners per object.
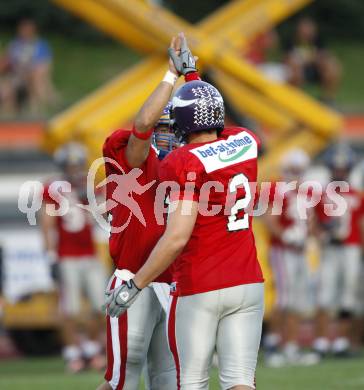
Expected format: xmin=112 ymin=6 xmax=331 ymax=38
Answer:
xmin=110 ymin=277 xmax=122 ymax=389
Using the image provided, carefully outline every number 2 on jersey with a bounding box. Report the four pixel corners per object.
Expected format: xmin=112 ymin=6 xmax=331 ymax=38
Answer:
xmin=227 ymin=173 xmax=251 ymax=231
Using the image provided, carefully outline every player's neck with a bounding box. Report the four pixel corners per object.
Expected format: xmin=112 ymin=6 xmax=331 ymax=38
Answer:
xmin=188 ymin=130 xmax=218 ymax=144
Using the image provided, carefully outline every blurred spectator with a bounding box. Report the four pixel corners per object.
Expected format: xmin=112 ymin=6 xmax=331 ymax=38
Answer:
xmin=264 ymin=149 xmax=319 ymax=367
xmin=0 ymin=18 xmax=57 ymax=116
xmin=40 ymin=143 xmax=107 ymax=373
xmin=313 ymin=144 xmax=364 ymax=357
xmin=245 ymin=30 xmax=288 ymax=83
xmin=284 ymin=17 xmax=341 ymax=103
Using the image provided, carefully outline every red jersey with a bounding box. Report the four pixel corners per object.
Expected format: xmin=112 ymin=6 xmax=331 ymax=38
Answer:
xmin=160 ymin=127 xmax=264 ymax=296
xmin=269 ymin=182 xmax=310 ymax=249
xmin=103 ymin=129 xmax=171 ymax=283
xmin=318 ymin=187 xmax=364 ymax=246
xmin=43 ymin=181 xmax=96 ymax=258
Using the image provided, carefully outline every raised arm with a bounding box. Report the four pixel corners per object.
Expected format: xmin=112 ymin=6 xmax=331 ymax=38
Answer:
xmin=126 ymin=32 xmax=199 ymax=168
xmin=125 ymin=36 xmax=181 ymax=168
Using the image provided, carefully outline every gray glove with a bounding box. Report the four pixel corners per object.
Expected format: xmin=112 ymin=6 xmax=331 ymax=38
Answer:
xmin=103 ymin=279 xmax=141 ymax=318
xmin=168 ymin=35 xmax=196 ymax=76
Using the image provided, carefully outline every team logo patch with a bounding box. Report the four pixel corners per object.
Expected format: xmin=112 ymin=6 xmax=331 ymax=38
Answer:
xmin=190 ymin=131 xmax=258 ymax=173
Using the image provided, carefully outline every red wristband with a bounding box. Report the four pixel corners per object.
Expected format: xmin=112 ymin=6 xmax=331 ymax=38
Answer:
xmin=132 ymin=126 xmax=153 ymax=140
xmin=185 ymin=72 xmax=201 ymax=82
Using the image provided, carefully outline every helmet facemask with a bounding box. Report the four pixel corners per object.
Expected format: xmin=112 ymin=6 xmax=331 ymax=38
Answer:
xmin=153 ymin=102 xmax=179 ymax=159
xmin=170 ymin=105 xmax=186 ymax=143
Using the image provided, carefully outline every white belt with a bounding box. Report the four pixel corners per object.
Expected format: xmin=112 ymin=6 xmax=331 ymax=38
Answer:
xmin=114 ymin=268 xmax=135 ymax=281
xmin=113 ymin=269 xmax=170 ymax=313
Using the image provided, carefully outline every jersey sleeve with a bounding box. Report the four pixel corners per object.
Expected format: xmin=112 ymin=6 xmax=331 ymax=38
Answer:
xmin=160 ymin=150 xmax=203 ymax=202
xmin=103 ymin=128 xmax=157 ymax=174
xmin=103 ymin=129 xmax=133 ymax=173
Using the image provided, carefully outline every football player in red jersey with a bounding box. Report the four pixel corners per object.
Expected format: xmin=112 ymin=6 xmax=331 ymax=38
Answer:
xmin=105 ymin=80 xmax=265 ymax=389
xmin=264 ymin=149 xmax=319 ymax=366
xmin=41 ymin=142 xmax=107 ymax=373
xmin=97 ymin=34 xmax=201 ymax=390
xmin=313 ymin=144 xmax=364 ymax=357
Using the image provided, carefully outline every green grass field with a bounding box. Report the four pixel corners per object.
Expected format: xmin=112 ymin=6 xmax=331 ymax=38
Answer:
xmin=1 ymin=355 xmax=364 ymax=390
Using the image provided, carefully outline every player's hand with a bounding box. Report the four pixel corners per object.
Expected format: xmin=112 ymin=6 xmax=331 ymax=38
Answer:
xmin=46 ymin=250 xmax=60 ymax=283
xmin=168 ymin=32 xmax=197 ymax=76
xmin=51 ymin=263 xmax=60 ymax=283
xmin=168 ymin=34 xmax=182 ymax=76
xmin=103 ymin=279 xmax=141 ymax=318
